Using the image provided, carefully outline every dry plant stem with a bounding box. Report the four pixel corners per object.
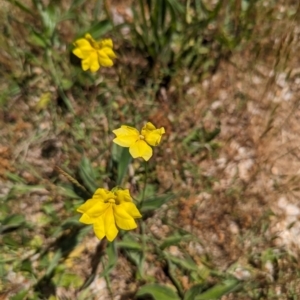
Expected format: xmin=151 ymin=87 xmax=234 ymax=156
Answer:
xmin=54 ymin=165 xmax=88 ymax=193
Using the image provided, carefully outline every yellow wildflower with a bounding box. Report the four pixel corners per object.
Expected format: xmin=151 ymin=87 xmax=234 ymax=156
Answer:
xmin=72 ymin=33 xmax=116 ymax=72
xmin=77 ymin=188 xmax=142 ymax=242
xmin=113 ymin=122 xmax=165 ymax=161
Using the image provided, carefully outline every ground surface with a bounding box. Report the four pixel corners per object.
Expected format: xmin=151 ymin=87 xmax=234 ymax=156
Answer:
xmin=1 ymin=1 xmax=300 ymax=299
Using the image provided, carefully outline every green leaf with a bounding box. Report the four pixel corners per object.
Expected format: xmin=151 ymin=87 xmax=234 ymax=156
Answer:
xmin=107 ymin=241 xmax=118 ymax=268
xmin=117 ymin=147 xmax=132 ymax=185
xmin=20 ymin=259 xmax=33 ymax=274
xmin=167 ymin=255 xmax=198 ymax=272
xmin=41 ymin=4 xmax=58 ymax=37
xmin=4 ymin=172 xmax=26 ymax=183
xmin=159 ymin=233 xmax=192 ymax=250
xmin=116 ymin=241 xmax=143 ymax=251
xmin=2 ymin=235 xmax=20 ymax=247
xmin=55 ymin=273 xmax=83 ymax=288
xmin=111 ymin=144 xmax=132 ymax=186
xmin=99 ymin=241 xmax=118 ymax=277
xmin=125 ymin=249 xmax=143 ymax=268
xmin=78 ymin=156 xmax=98 ymax=193
xmin=195 ymin=279 xmax=241 ymax=300
xmin=165 ymin=252 xmax=210 ymax=281
xmin=28 ymin=30 xmax=49 ymax=48
xmin=88 ymin=20 xmax=113 ymax=39
xmin=0 ymin=214 xmax=26 ymax=234
xmin=69 ymin=0 xmax=89 ymax=10
xmin=46 ymin=250 xmax=62 ymax=276
xmin=136 ymin=283 xmax=180 ymax=300
xmin=140 ymin=194 xmax=174 ymax=212
xmin=167 ymin=0 xmax=185 ymax=15
xmin=6 ymin=0 xmax=33 ymax=15
xmin=57 ymin=185 xmax=84 ymax=199
xmin=1 ymin=214 xmax=25 ymax=226
xmin=11 ymin=289 xmax=29 ymax=300
xmin=184 ymin=284 xmax=207 ymax=300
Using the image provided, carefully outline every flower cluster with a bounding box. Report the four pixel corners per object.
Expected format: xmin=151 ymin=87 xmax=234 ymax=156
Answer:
xmin=73 ymin=34 xmax=116 ymax=72
xmin=73 ymin=34 xmax=165 ymax=241
xmin=113 ymin=122 xmax=165 ymax=161
xmin=77 ymin=188 xmax=142 ymax=242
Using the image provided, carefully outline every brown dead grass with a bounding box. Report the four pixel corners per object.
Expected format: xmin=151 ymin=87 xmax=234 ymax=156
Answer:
xmin=1 ymin=1 xmax=300 ymax=299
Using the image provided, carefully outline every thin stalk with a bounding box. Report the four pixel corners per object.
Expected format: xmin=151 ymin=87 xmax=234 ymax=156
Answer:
xmin=139 ymin=161 xmax=149 ymax=209
xmin=55 ymin=165 xmax=88 ymax=193
xmin=138 ymin=0 xmax=149 ymax=44
xmin=139 ymin=221 xmax=146 ymax=279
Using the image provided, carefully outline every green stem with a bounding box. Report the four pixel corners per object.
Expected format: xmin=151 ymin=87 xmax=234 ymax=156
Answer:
xmin=138 ymin=0 xmax=148 ymax=44
xmin=139 ymin=161 xmax=149 ymax=209
xmin=139 ymin=221 xmax=146 ymax=279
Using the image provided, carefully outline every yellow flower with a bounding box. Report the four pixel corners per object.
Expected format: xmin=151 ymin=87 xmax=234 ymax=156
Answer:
xmin=113 ymin=122 xmax=165 ymax=161
xmin=72 ymin=33 xmax=116 ymax=72
xmin=77 ymin=188 xmax=142 ymax=242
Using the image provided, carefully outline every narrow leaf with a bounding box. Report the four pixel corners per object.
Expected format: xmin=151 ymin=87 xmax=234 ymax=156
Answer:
xmin=195 ymin=279 xmax=241 ymax=300
xmin=160 ymin=234 xmax=192 ymax=250
xmin=140 ymin=194 xmax=174 ymax=212
xmin=116 ymin=241 xmax=142 ymax=251
xmin=69 ymin=0 xmax=88 ymax=10
xmin=1 ymin=214 xmax=25 ymax=226
xmin=136 ymin=283 xmax=180 ymax=300
xmin=88 ymin=20 xmax=113 ymax=39
xmin=7 ymin=0 xmax=33 ymax=15
xmin=78 ymin=156 xmax=98 ymax=193
xmin=117 ymin=147 xmax=132 ymax=185
xmin=184 ymin=284 xmax=207 ymax=300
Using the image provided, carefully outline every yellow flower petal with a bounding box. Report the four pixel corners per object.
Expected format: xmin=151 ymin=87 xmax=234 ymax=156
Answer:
xmin=93 ymin=217 xmax=105 ymax=240
xmin=77 ymin=198 xmax=99 ymax=213
xmin=74 ymin=38 xmax=92 ymax=49
xmin=143 ymin=122 xmax=156 ymax=130
xmin=104 ymin=206 xmax=118 ymax=241
xmin=99 ymin=47 xmax=116 ymax=59
xmin=99 ymin=39 xmax=113 ymax=48
xmin=72 ymin=48 xmax=85 ymax=59
xmin=73 ymin=34 xmax=115 ymax=72
xmin=81 ymin=58 xmax=91 ymax=71
xmin=78 ymin=188 xmax=114 ymax=217
xmin=81 ymin=51 xmax=99 ymax=72
xmin=97 ymin=54 xmax=114 ymax=67
xmin=73 ymin=38 xmax=94 ymax=60
xmin=79 ymin=213 xmax=94 ymax=224
xmin=77 ymin=187 xmax=141 ymax=242
xmin=115 ymin=189 xmax=133 ymax=203
xmin=84 ymin=33 xmax=95 ymax=43
xmin=113 ymin=126 xmax=140 ymax=147
xmin=93 ymin=188 xmax=115 ymax=201
xmin=114 ymin=205 xmax=137 ymax=230
xmin=121 ymin=202 xmax=142 ymax=219
xmin=90 ymin=57 xmax=101 ymax=72
xmin=129 ymin=140 xmax=153 ymax=161
xmin=142 ymin=122 xmax=165 ymax=146
xmin=86 ymin=202 xmax=109 ymax=218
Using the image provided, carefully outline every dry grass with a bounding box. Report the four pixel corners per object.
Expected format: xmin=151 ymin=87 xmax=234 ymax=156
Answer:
xmin=1 ymin=0 xmax=300 ymax=299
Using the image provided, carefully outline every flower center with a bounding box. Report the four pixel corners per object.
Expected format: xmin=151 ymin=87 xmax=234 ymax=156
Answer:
xmin=139 ymin=134 xmax=145 ymax=140
xmin=105 ymin=197 xmax=120 ymax=205
xmin=106 ymin=198 xmax=115 ymax=204
xmin=86 ymin=36 xmax=101 ymax=50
